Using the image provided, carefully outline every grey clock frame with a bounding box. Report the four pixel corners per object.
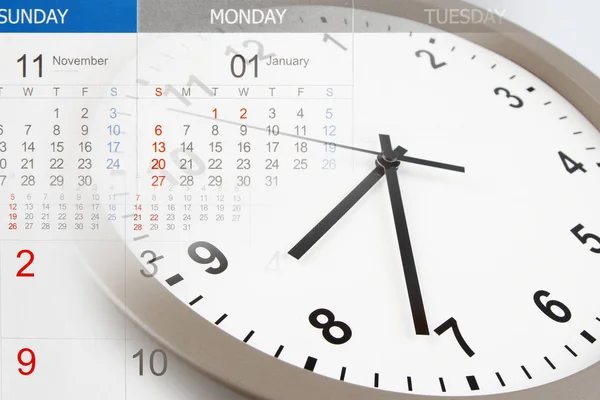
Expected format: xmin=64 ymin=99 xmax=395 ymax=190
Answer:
xmin=84 ymin=0 xmax=600 ymax=399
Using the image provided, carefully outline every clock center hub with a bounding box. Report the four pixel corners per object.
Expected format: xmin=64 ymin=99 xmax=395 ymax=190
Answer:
xmin=376 ymin=154 xmax=401 ymax=169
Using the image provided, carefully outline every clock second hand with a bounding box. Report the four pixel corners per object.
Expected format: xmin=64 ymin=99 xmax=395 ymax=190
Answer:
xmin=167 ymin=108 xmax=466 ymax=173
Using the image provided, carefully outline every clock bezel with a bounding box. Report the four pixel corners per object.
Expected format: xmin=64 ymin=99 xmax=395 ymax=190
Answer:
xmin=82 ymin=0 xmax=600 ymax=399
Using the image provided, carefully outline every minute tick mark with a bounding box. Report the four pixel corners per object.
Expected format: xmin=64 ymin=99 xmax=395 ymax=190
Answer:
xmin=274 ymin=345 xmax=284 ymax=358
xmin=565 ymin=345 xmax=578 ymax=357
xmin=439 ymin=377 xmax=446 ymax=393
xmin=340 ymin=367 xmax=346 ymax=381
xmin=215 ymin=314 xmax=228 ymax=325
xmin=243 ymin=330 xmax=255 ymax=343
xmin=495 ymin=372 xmax=506 ymax=387
xmin=189 ymin=295 xmax=203 ymax=306
xmin=147 ymin=255 xmax=163 ymax=264
xmin=304 ymin=356 xmax=317 ymax=372
xmin=521 ymin=366 xmax=532 ymax=379
xmin=165 ymin=274 xmax=183 ymax=286
xmin=581 ymin=330 xmax=596 ymax=343
xmin=544 ymin=357 xmax=556 ymax=370
xmin=466 ymin=375 xmax=479 ymax=391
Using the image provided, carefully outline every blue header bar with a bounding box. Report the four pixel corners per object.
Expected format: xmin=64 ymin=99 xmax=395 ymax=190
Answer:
xmin=0 ymin=0 xmax=137 ymax=33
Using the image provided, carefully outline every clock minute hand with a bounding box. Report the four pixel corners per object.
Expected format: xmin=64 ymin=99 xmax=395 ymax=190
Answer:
xmin=288 ymin=146 xmax=407 ymax=260
xmin=379 ymin=134 xmax=430 ymax=336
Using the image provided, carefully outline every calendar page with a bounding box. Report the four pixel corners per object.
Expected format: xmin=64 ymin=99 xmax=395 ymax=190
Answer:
xmin=0 ymin=0 xmax=358 ymax=398
xmin=2 ymin=0 xmax=600 ymax=399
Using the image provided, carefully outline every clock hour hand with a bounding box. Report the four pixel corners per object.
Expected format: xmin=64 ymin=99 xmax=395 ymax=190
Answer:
xmin=379 ymin=134 xmax=430 ymax=336
xmin=396 ymin=154 xmax=465 ymax=173
xmin=288 ymin=146 xmax=406 ymax=260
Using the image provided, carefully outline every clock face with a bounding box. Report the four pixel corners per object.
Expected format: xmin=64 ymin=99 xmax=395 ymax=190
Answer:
xmin=87 ymin=5 xmax=600 ymax=398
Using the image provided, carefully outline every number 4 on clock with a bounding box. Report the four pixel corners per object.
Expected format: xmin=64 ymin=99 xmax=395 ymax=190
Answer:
xmin=558 ymin=151 xmax=587 ymax=174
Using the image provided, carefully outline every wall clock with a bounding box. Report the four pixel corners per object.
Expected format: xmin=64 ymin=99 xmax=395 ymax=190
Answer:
xmin=80 ymin=0 xmax=600 ymax=398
